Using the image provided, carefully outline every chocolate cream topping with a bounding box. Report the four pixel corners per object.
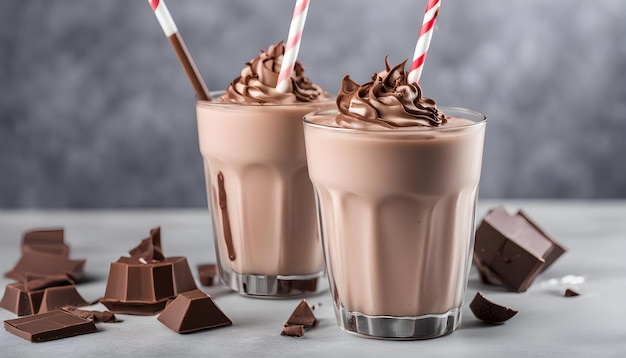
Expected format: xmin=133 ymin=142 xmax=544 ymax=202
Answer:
xmin=335 ymin=58 xmax=448 ymax=129
xmin=218 ymin=42 xmax=327 ymax=104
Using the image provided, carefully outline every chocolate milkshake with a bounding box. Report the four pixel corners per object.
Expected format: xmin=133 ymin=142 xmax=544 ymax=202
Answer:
xmin=303 ymin=60 xmax=486 ymax=339
xmin=196 ymin=42 xmax=332 ymax=297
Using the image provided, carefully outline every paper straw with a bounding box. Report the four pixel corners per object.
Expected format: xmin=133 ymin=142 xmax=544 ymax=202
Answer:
xmin=276 ymin=0 xmax=311 ymax=93
xmin=408 ymin=0 xmax=441 ymax=84
xmin=148 ymin=0 xmax=211 ymax=101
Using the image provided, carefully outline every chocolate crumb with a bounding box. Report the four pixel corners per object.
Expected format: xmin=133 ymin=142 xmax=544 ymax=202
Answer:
xmin=564 ymin=288 xmax=580 ymax=297
xmin=281 ymin=325 xmax=305 ymax=337
xmin=469 ymin=291 xmax=518 ymax=324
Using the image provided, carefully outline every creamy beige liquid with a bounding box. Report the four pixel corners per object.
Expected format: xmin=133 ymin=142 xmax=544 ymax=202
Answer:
xmin=304 ymin=112 xmax=485 ymax=316
xmin=197 ymin=101 xmax=332 ymax=277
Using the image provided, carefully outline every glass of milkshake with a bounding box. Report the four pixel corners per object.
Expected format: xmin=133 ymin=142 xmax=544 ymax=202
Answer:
xmin=303 ymin=60 xmax=486 ymax=338
xmin=196 ymin=42 xmax=332 ymax=297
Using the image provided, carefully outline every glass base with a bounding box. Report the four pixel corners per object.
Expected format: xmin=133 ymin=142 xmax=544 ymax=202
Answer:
xmin=220 ymin=268 xmax=325 ymax=298
xmin=336 ymin=305 xmax=462 ymax=340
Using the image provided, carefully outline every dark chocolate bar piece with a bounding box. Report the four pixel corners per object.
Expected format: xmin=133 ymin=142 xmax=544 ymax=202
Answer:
xmin=4 ymin=309 xmax=97 ymax=342
xmin=564 ymin=288 xmax=580 ymax=297
xmin=469 ymin=291 xmax=518 ymax=324
xmin=285 ymin=299 xmax=317 ymax=328
xmin=473 ymin=207 xmax=566 ymax=292
xmin=157 ymin=289 xmax=232 ymax=333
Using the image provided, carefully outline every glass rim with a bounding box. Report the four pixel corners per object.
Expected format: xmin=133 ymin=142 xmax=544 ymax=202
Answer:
xmin=303 ymin=107 xmax=486 ymax=134
xmin=196 ymin=90 xmax=334 ymax=108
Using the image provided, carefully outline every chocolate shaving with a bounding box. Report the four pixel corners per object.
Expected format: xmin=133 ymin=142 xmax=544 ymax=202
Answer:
xmin=129 ymin=227 xmax=164 ymax=261
xmin=564 ymin=288 xmax=580 ymax=297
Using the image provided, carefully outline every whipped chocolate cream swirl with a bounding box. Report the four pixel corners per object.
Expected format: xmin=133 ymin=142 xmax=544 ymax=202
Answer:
xmin=218 ymin=42 xmax=326 ymax=104
xmin=335 ymin=59 xmax=447 ymax=129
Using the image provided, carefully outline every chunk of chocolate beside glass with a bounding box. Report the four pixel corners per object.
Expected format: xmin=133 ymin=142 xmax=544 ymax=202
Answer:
xmin=473 ymin=207 xmax=566 ymax=293
xmin=469 ymin=291 xmax=518 ymax=324
xmin=157 ymin=289 xmax=232 ymax=333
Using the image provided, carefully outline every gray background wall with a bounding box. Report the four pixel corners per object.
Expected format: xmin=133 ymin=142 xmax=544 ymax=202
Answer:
xmin=0 ymin=0 xmax=625 ymax=208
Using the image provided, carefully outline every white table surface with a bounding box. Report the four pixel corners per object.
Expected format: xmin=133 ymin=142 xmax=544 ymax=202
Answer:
xmin=1 ymin=200 xmax=625 ymax=357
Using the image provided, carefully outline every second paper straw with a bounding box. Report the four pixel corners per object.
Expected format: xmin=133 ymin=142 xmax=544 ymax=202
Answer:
xmin=148 ymin=0 xmax=211 ymax=100
xmin=276 ymin=0 xmax=311 ymax=93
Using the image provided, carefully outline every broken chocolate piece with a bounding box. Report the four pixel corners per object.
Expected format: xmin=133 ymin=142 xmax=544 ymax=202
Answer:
xmin=129 ymin=227 xmax=164 ymax=261
xmin=564 ymin=288 xmax=580 ymax=297
xmin=101 ymin=259 xmax=174 ymax=315
xmin=473 ymin=207 xmax=566 ymax=292
xmin=281 ymin=324 xmax=305 ymax=337
xmin=62 ymin=308 xmax=119 ymax=323
xmin=197 ymin=264 xmax=217 ymax=286
xmin=285 ymin=299 xmax=317 ymax=327
xmin=5 ymin=250 xmax=85 ymax=282
xmin=157 ymin=289 xmax=232 ymax=333
xmin=38 ymin=285 xmax=90 ymax=314
xmin=101 ymin=229 xmax=200 ymax=315
xmin=469 ymin=291 xmax=518 ymax=324
xmin=4 ymin=309 xmax=98 ymax=342
xmin=0 ymin=283 xmax=46 ymax=316
xmin=22 ymin=229 xmax=69 ymax=257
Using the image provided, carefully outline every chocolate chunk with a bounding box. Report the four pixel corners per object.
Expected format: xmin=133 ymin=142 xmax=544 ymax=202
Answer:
xmin=101 ymin=230 xmax=198 ymax=315
xmin=157 ymin=289 xmax=232 ymax=333
xmin=197 ymin=264 xmax=217 ymax=286
xmin=129 ymin=227 xmax=164 ymax=261
xmin=0 ymin=283 xmax=46 ymax=316
xmin=5 ymin=250 xmax=85 ymax=282
xmin=22 ymin=229 xmax=69 ymax=257
xmin=281 ymin=324 xmax=305 ymax=337
xmin=101 ymin=260 xmax=174 ymax=315
xmin=4 ymin=309 xmax=97 ymax=342
xmin=564 ymin=288 xmax=580 ymax=297
xmin=38 ymin=285 xmax=90 ymax=314
xmin=473 ymin=207 xmax=566 ymax=292
xmin=285 ymin=299 xmax=317 ymax=327
xmin=469 ymin=291 xmax=518 ymax=324
xmin=163 ymin=256 xmax=198 ymax=294
xmin=62 ymin=308 xmax=119 ymax=323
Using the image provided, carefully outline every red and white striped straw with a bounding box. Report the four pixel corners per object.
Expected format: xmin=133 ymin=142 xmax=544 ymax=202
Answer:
xmin=148 ymin=0 xmax=211 ymax=101
xmin=408 ymin=0 xmax=441 ymax=85
xmin=276 ymin=0 xmax=311 ymax=93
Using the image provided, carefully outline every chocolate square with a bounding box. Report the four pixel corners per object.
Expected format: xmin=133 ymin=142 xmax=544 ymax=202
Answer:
xmin=474 ymin=207 xmax=566 ymax=292
xmin=4 ymin=309 xmax=97 ymax=342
